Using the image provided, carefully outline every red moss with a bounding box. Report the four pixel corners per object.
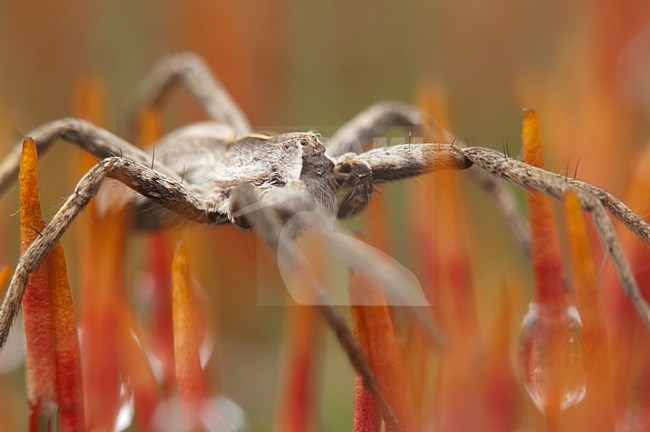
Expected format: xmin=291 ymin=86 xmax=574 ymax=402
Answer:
xmin=19 ymin=137 xmax=57 ymax=415
xmin=521 ymin=109 xmax=565 ymax=305
xmin=350 ymin=269 xmax=414 ymax=432
xmin=172 ymin=242 xmax=208 ymax=412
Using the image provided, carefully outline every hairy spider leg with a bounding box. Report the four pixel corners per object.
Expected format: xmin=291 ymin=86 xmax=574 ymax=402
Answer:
xmin=327 ymin=101 xmax=423 ymax=158
xmin=328 ymin=99 xmax=532 ymax=256
xmin=229 ymin=182 xmax=402 ymax=432
xmin=463 ymin=146 xmax=650 ymax=326
xmin=127 ymin=52 xmax=252 ymax=138
xmin=0 ymin=118 xmax=179 ymax=197
xmin=333 ymin=142 xmax=473 ymax=217
xmin=0 ymin=156 xmax=222 ymax=348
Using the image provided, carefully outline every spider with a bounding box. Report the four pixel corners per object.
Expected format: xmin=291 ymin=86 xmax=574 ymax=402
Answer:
xmin=0 ymin=52 xmax=649 ymax=428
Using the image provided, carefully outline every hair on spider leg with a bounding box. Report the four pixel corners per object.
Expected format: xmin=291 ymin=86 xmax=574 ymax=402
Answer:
xmin=11 ymin=129 xmax=25 ymax=141
xmin=564 ymin=154 xmax=571 ymax=182
xmin=50 ymin=181 xmax=74 ymax=207
xmin=527 ymin=147 xmax=544 ymax=167
xmin=76 ymin=207 xmax=96 ymax=227
xmin=150 ymin=144 xmax=156 ymax=170
xmin=180 ymin=163 xmax=187 ymax=186
xmin=639 ymin=210 xmax=650 ymax=222
xmin=26 ymin=223 xmax=44 ymax=238
xmin=573 ymin=154 xmax=582 ymax=180
xmin=501 ymin=140 xmax=509 ymax=160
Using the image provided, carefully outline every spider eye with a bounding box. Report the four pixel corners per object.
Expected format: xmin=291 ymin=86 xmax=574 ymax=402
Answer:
xmin=338 ymin=164 xmax=352 ymax=174
xmin=300 ymin=138 xmax=309 ymax=146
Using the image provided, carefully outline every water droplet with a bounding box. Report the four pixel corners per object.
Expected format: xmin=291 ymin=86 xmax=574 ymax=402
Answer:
xmin=199 ymin=396 xmax=247 ymax=432
xmin=150 ymin=395 xmax=246 ymax=432
xmin=190 ymin=277 xmax=215 ymax=368
xmin=114 ymin=380 xmax=135 ymax=431
xmin=518 ymin=302 xmax=586 ymax=413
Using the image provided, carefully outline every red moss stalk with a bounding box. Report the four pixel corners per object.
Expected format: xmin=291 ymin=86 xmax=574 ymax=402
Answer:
xmin=147 ymin=232 xmax=176 ymax=392
xmin=521 ymin=109 xmax=565 ymax=306
xmin=520 ymin=109 xmax=580 ymax=429
xmin=481 ymin=280 xmax=523 ymax=431
xmin=73 ymin=75 xmax=126 ymax=430
xmin=172 ymin=242 xmax=208 ymax=414
xmin=275 ymin=305 xmax=318 ymax=432
xmin=19 ymin=138 xmax=57 ymax=422
xmin=0 ymin=265 xmax=10 ymax=297
xmin=350 ymin=269 xmax=414 ymax=432
xmin=49 ymin=244 xmax=84 ymax=432
xmin=79 ymin=207 xmax=129 ymax=431
xmin=412 ymin=88 xmax=479 ymax=430
xmin=20 ymin=137 xmax=85 ymax=430
xmin=563 ymin=191 xmax=614 ymax=429
xmin=604 ymin=145 xmax=650 ymax=424
xmin=118 ymin=306 xmax=161 ymax=430
xmin=137 ymin=108 xmax=176 ymax=394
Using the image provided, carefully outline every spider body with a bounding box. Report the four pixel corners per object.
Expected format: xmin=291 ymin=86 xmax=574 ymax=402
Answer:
xmin=135 ymin=123 xmax=338 ymax=229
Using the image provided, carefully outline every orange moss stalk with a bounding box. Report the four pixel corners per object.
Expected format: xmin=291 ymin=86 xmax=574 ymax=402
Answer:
xmin=79 ymin=206 xmax=129 ymax=431
xmin=275 ymin=239 xmax=323 ymax=432
xmin=275 ymin=305 xmax=318 ymax=432
xmin=73 ymin=75 xmax=107 ymax=126
xmin=350 ymin=268 xmax=414 ymax=432
xmin=425 ymin=169 xmax=478 ymax=432
xmin=138 ymin=107 xmax=176 ymax=394
xmin=75 ymin=79 xmax=161 ymax=430
xmin=118 ymin=306 xmax=161 ymax=430
xmin=354 ymin=197 xmax=401 ymax=432
xmin=20 ymin=137 xmax=85 ymax=431
xmin=49 ymin=244 xmax=84 ymax=432
xmin=19 ymin=137 xmax=57 ymax=421
xmin=137 ymin=107 xmax=164 ymax=145
xmin=616 ymin=144 xmax=650 ymax=290
xmin=521 ymin=109 xmax=565 ymax=305
xmin=147 ymin=232 xmax=176 ymax=392
xmin=520 ymin=109 xmax=582 ymax=430
xmin=352 ymin=300 xmax=381 ymax=432
xmin=603 ymin=145 xmax=650 ymax=317
xmin=621 ymin=146 xmax=650 ymax=424
xmin=603 ymin=144 xmax=650 ymax=424
xmin=73 ymin=75 xmax=126 ymax=430
xmin=481 ymin=280 xmax=523 ymax=432
xmin=416 ymin=85 xmax=476 ymax=326
xmin=172 ymin=242 xmax=208 ymax=414
xmin=404 ymin=91 xmax=441 ymax=430
xmin=0 ymin=264 xmax=10 ymax=294
xmin=410 ymin=88 xmax=479 ymax=430
xmin=73 ymin=75 xmax=108 ymax=193
xmin=563 ymin=191 xmax=614 ymax=429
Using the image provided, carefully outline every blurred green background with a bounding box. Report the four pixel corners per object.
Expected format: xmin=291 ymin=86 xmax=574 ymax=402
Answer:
xmin=1 ymin=1 xmax=624 ymax=141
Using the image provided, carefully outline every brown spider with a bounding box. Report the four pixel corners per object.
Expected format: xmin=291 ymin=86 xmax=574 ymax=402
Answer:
xmin=0 ymin=52 xmax=649 ymax=428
